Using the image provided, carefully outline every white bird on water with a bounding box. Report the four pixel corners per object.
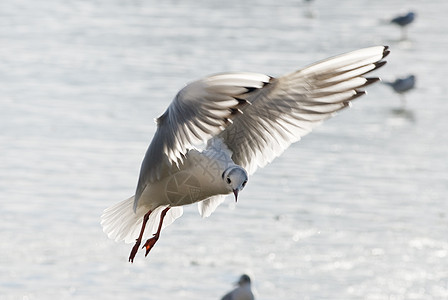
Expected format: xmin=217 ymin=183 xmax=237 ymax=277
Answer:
xmin=101 ymin=46 xmax=389 ymax=262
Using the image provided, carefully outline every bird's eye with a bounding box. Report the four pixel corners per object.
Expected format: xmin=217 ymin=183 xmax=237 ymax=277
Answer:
xmin=226 ymin=177 xmax=231 ymax=184
xmin=242 ymin=180 xmax=247 ymax=187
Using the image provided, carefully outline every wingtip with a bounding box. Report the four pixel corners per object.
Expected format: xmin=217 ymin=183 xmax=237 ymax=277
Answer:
xmin=364 ymin=77 xmax=381 ymax=87
xmin=348 ymin=90 xmax=367 ymax=102
xmin=372 ymin=46 xmax=389 ymax=71
xmin=382 ymin=46 xmax=391 ymax=59
xmin=374 ymin=60 xmax=387 ymax=70
xmin=234 ymin=97 xmax=252 ymax=106
xmin=381 ymin=46 xmax=390 ymax=59
xmin=229 ymin=107 xmax=243 ymax=115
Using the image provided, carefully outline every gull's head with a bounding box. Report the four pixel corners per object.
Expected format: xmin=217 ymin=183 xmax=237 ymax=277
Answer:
xmin=236 ymin=274 xmax=251 ymax=287
xmin=222 ymin=166 xmax=248 ymax=202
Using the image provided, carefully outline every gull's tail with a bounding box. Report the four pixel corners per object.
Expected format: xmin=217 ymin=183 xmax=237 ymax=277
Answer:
xmin=101 ymin=196 xmax=183 ymax=244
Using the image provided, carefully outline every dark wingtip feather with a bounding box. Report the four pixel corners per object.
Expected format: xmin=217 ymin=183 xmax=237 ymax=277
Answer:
xmin=363 ymin=77 xmax=380 ymax=87
xmin=234 ymin=97 xmax=252 ymax=107
xmin=234 ymin=97 xmax=247 ymax=104
xmin=374 ymin=60 xmax=387 ymax=71
xmin=229 ymin=108 xmax=243 ymax=115
xmin=382 ymin=46 xmax=390 ymax=58
xmin=245 ymin=87 xmax=258 ymax=93
xmin=348 ymin=90 xmax=367 ymax=102
xmin=223 ymin=118 xmax=233 ymax=126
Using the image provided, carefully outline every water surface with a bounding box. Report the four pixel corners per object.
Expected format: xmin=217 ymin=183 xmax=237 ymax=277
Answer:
xmin=1 ymin=0 xmax=447 ymax=299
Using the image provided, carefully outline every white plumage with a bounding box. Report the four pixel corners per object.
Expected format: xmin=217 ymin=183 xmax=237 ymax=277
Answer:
xmin=101 ymin=46 xmax=389 ymax=262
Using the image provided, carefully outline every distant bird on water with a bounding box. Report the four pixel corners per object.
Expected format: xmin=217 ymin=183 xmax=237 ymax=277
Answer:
xmin=390 ymin=11 xmax=416 ymax=40
xmin=383 ymin=74 xmax=416 ymax=106
xmin=303 ymin=0 xmax=316 ymax=18
xmin=221 ymin=274 xmax=255 ymax=300
xmin=101 ymin=46 xmax=389 ymax=263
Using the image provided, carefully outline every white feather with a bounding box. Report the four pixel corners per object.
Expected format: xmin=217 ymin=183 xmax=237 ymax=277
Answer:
xmin=101 ymin=197 xmax=183 ymax=244
xmin=198 ymin=195 xmax=227 ymax=218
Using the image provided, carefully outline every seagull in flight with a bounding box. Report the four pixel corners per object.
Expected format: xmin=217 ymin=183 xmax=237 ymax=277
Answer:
xmin=101 ymin=46 xmax=389 ymax=262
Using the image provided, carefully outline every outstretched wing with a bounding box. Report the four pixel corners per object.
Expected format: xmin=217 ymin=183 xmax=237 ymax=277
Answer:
xmin=134 ymin=46 xmax=389 ymax=204
xmin=134 ymin=73 xmax=271 ymax=202
xmin=218 ymin=46 xmax=389 ymax=174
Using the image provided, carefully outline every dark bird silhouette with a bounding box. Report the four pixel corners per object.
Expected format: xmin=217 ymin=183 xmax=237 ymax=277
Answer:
xmin=221 ymin=274 xmax=254 ymax=300
xmin=383 ymin=74 xmax=416 ymax=107
xmin=390 ymin=11 xmax=416 ymax=40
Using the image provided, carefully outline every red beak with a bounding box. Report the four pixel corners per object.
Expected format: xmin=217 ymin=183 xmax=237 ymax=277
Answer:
xmin=233 ymin=189 xmax=238 ymax=202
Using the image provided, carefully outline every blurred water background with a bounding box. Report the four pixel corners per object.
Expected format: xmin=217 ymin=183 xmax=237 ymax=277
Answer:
xmin=1 ymin=0 xmax=447 ymax=299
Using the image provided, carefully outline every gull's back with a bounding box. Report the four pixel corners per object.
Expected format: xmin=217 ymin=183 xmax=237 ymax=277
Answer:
xmin=221 ymin=284 xmax=254 ymax=300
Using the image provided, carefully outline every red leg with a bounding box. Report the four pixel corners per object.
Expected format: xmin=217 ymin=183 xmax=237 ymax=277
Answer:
xmin=142 ymin=207 xmax=170 ymax=257
xmin=129 ymin=209 xmax=152 ymax=263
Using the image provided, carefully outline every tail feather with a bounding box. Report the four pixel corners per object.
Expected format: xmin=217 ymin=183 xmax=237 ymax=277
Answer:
xmin=101 ymin=196 xmax=183 ymax=244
